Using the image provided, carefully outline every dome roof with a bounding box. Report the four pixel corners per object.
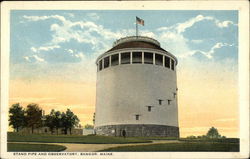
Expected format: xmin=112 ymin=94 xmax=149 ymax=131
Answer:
xmin=108 ymin=36 xmax=166 ymax=52
xmin=96 ymin=36 xmax=178 ymax=65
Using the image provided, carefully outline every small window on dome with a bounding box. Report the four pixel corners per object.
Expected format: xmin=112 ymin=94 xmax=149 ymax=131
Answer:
xmin=165 ymin=56 xmax=170 ymax=68
xmin=155 ymin=54 xmax=163 ymax=66
xmin=132 ymin=52 xmax=142 ymax=64
xmin=99 ymin=60 xmax=102 ymax=71
xmin=171 ymin=59 xmax=175 ymax=70
xmin=144 ymin=52 xmax=153 ymax=64
xmin=121 ymin=52 xmax=130 ymax=64
xmin=111 ymin=54 xmax=119 ymax=66
xmin=104 ymin=56 xmax=110 ymax=68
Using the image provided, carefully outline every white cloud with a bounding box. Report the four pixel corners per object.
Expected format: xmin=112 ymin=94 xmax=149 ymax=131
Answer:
xmin=75 ymin=52 xmax=85 ymax=59
xmin=31 ymin=45 xmax=60 ymax=53
xmin=207 ymin=42 xmax=234 ymax=56
xmin=23 ymin=56 xmax=30 ymax=62
xmin=178 ymin=42 xmax=234 ymax=59
xmin=67 ymin=49 xmax=74 ymax=54
xmin=33 ymin=55 xmax=45 ymax=62
xmin=174 ymin=15 xmax=234 ymax=33
xmin=191 ymin=39 xmax=203 ymax=44
xmin=176 ymin=15 xmax=213 ymax=33
xmin=23 ymin=15 xmax=66 ymax=23
xmin=30 ymin=47 xmax=37 ymax=53
xmin=215 ymin=20 xmax=234 ymax=28
xmin=23 ymin=55 xmax=45 ymax=62
xmin=155 ymin=14 xmax=236 ymax=59
xmin=87 ymin=13 xmax=100 ymax=20
xmin=23 ymin=14 xmax=236 ymax=65
xmin=65 ymin=13 xmax=74 ymax=18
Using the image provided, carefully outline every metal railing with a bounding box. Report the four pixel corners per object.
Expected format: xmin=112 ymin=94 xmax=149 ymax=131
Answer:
xmin=113 ymin=36 xmax=160 ymax=47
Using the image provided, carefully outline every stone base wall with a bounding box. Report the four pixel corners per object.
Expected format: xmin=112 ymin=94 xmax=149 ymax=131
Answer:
xmin=95 ymin=124 xmax=179 ymax=137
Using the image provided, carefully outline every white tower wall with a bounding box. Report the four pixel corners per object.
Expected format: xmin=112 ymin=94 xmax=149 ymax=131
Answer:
xmin=94 ymin=36 xmax=179 ymax=137
xmin=95 ymin=64 xmax=178 ymax=127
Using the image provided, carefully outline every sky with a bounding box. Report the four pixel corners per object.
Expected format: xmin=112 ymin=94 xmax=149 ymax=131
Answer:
xmin=9 ymin=10 xmax=238 ymax=137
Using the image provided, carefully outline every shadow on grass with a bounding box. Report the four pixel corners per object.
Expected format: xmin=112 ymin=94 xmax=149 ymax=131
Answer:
xmin=8 ymin=143 xmax=66 ymax=152
xmin=100 ymin=142 xmax=239 ymax=152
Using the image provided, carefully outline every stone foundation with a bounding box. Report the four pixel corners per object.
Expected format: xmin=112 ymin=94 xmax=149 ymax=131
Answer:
xmin=95 ymin=124 xmax=179 ymax=137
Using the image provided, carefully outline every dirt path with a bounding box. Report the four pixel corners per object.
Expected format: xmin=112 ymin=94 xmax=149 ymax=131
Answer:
xmin=9 ymin=140 xmax=181 ymax=152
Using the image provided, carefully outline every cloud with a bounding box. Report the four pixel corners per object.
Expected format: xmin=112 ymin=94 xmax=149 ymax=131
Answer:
xmin=87 ymin=13 xmax=100 ymax=20
xmin=24 ymin=14 xmax=133 ymax=63
xmin=23 ymin=15 xmax=66 ymax=23
xmin=65 ymin=13 xmax=74 ymax=18
xmin=156 ymin=14 xmax=236 ymax=60
xmin=176 ymin=15 xmax=213 ymax=33
xmin=215 ymin=20 xmax=234 ymax=28
xmin=178 ymin=42 xmax=234 ymax=59
xmin=33 ymin=55 xmax=45 ymax=62
xmin=23 ymin=56 xmax=30 ymax=62
xmin=174 ymin=15 xmax=235 ymax=34
xmin=191 ymin=39 xmax=203 ymax=44
xmin=67 ymin=49 xmax=74 ymax=54
xmin=74 ymin=52 xmax=85 ymax=59
xmin=31 ymin=45 xmax=61 ymax=53
xmin=23 ymin=55 xmax=45 ymax=62
xmin=22 ymin=14 xmax=237 ymax=65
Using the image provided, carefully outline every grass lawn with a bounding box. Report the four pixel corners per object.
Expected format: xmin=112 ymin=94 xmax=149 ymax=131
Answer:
xmin=100 ymin=142 xmax=239 ymax=152
xmin=8 ymin=143 xmax=66 ymax=152
xmin=179 ymin=138 xmax=240 ymax=143
xmin=130 ymin=137 xmax=178 ymax=140
xmin=8 ymin=132 xmax=151 ymax=144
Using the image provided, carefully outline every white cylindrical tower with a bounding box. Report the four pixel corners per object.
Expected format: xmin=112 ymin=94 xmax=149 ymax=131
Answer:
xmin=94 ymin=36 xmax=179 ymax=137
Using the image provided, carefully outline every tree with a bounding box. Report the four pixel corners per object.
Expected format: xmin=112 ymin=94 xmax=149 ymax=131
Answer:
xmin=187 ymin=135 xmax=196 ymax=139
xmin=45 ymin=109 xmax=62 ymax=135
xmin=84 ymin=124 xmax=94 ymax=129
xmin=93 ymin=113 xmax=95 ymax=124
xmin=206 ymin=127 xmax=221 ymax=138
xmin=53 ymin=110 xmax=62 ymax=135
xmin=26 ymin=103 xmax=43 ymax=134
xmin=61 ymin=109 xmax=79 ymax=135
xmin=45 ymin=109 xmax=55 ymax=134
xmin=9 ymin=103 xmax=26 ymax=132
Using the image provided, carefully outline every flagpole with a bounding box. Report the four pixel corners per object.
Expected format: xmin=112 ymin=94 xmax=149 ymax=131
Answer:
xmin=136 ymin=17 xmax=138 ymax=37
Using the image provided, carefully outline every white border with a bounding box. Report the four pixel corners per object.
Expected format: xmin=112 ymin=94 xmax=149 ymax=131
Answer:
xmin=1 ymin=1 xmax=249 ymax=159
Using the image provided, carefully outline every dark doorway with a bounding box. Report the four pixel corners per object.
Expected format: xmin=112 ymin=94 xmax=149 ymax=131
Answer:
xmin=122 ymin=130 xmax=126 ymax=138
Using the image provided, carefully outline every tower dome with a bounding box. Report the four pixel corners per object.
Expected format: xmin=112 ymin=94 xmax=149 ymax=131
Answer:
xmin=94 ymin=36 xmax=179 ymax=137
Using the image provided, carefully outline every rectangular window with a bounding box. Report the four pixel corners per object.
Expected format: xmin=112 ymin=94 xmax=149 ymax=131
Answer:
xmin=99 ymin=60 xmax=102 ymax=71
xmin=144 ymin=52 xmax=153 ymax=64
xmin=148 ymin=106 xmax=152 ymax=112
xmin=158 ymin=99 xmax=163 ymax=105
xmin=165 ymin=56 xmax=170 ymax=68
xmin=173 ymin=92 xmax=177 ymax=98
xmin=121 ymin=52 xmax=130 ymax=64
xmin=167 ymin=99 xmax=172 ymax=105
xmin=132 ymin=52 xmax=142 ymax=64
xmin=104 ymin=56 xmax=110 ymax=68
xmin=135 ymin=115 xmax=140 ymax=120
xmin=155 ymin=54 xmax=163 ymax=66
xmin=171 ymin=59 xmax=175 ymax=70
xmin=111 ymin=54 xmax=119 ymax=66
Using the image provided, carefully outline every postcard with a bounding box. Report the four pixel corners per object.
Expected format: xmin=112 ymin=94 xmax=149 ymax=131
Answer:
xmin=1 ymin=1 xmax=249 ymax=159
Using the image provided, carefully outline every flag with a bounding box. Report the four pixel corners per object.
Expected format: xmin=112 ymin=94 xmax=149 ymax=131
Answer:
xmin=136 ymin=16 xmax=144 ymax=26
